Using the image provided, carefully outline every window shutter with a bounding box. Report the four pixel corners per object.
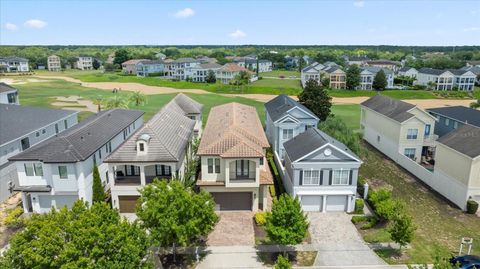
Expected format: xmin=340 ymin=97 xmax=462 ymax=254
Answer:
xmin=320 ymin=170 xmax=323 ymax=185
xmin=329 ymin=170 xmax=333 ymax=185
xmin=299 ymin=170 xmax=303 ymax=186
xmin=349 ymin=170 xmax=353 ymax=185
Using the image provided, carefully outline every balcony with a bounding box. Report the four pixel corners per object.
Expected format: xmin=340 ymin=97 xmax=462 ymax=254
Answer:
xmin=423 ymin=134 xmax=438 ymax=146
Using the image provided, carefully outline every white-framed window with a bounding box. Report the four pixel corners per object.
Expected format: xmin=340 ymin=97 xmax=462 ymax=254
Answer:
xmin=58 ymin=166 xmax=68 ymax=179
xmin=404 ymin=148 xmax=416 ymax=159
xmin=282 ymin=129 xmax=293 ymax=140
xmin=139 ymin=143 xmax=145 ymax=152
xmin=332 ymin=170 xmax=349 ymax=185
xmin=207 ymin=158 xmax=220 ymax=174
xmin=406 ymin=129 xmax=418 ymax=140
xmin=303 ymin=170 xmax=321 ymax=185
xmin=24 ymin=163 xmax=44 ymax=177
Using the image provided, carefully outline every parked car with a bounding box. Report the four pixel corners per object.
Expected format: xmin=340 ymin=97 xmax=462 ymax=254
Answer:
xmin=450 ymin=255 xmax=480 ymax=268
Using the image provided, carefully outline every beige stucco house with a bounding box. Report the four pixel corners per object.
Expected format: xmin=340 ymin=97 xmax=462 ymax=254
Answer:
xmin=47 ymin=55 xmax=61 ymax=72
xmin=196 ymin=102 xmax=273 ymax=211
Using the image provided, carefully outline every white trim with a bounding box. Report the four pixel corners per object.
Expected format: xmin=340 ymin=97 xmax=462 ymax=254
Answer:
xmin=296 ymin=190 xmax=355 ymax=196
xmin=293 ymin=143 xmax=362 ymax=164
xmin=276 ymin=114 xmax=301 ymax=124
xmin=273 ymin=106 xmax=319 ymax=124
xmin=331 ymin=169 xmax=350 ymax=185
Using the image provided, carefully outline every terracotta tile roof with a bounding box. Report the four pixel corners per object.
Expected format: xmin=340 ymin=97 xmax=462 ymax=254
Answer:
xmin=198 ymin=103 xmax=269 ymax=158
xmin=260 ymin=167 xmax=274 ymax=185
xmin=122 ymin=59 xmax=148 ymax=65
xmin=219 ymin=63 xmax=250 ymax=73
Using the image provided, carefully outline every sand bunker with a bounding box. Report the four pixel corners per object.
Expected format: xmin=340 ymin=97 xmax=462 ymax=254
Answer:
xmin=51 ymin=96 xmax=97 ymax=112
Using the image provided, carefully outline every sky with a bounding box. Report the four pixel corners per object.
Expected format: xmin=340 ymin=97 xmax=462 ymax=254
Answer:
xmin=1 ymin=0 xmax=479 ymax=46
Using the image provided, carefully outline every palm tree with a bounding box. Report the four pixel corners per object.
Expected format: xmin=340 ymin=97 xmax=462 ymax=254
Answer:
xmin=104 ymin=95 xmax=129 ymax=109
xmin=470 ymin=98 xmax=480 ymax=109
xmin=92 ymin=96 xmax=104 ymax=112
xmin=129 ymin=91 xmax=147 ymax=107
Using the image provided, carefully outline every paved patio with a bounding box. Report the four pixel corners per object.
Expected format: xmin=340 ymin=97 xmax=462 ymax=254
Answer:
xmin=207 ymin=212 xmax=255 ymax=246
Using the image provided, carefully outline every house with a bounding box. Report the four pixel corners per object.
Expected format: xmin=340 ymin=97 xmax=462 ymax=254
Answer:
xmin=0 ymin=104 xmax=77 ymax=203
xmin=191 ymin=63 xmax=222 ymax=82
xmin=135 ymin=60 xmax=165 ymax=77
xmin=365 ymin=60 xmax=400 ymax=72
xmin=196 ymin=103 xmax=273 ymax=211
xmin=0 ymin=57 xmax=29 ymax=73
xmin=164 ymin=58 xmax=201 ymax=80
xmin=215 ymin=63 xmax=257 ymax=84
xmin=397 ymin=67 xmax=418 ymax=78
xmin=300 ymin=62 xmax=324 ymax=86
xmin=465 ymin=60 xmax=480 ymax=68
xmin=283 ymin=128 xmax=362 ymax=212
xmin=361 ymin=66 xmax=395 ymax=89
xmin=323 ymin=66 xmax=346 ymax=89
xmin=234 ymin=59 xmax=273 ymax=73
xmin=427 ymin=106 xmax=480 ymax=139
xmin=460 ymin=66 xmax=480 ymax=84
xmin=105 ymin=94 xmax=201 ymax=213
xmin=9 ymin=109 xmax=143 ymax=213
xmin=450 ymin=69 xmax=477 ymax=91
xmin=74 ymin=56 xmax=93 ymax=70
xmin=301 ymin=62 xmax=346 ymax=89
xmin=121 ymin=59 xmax=147 ymax=75
xmin=415 ymin=68 xmax=476 ymax=91
xmin=264 ymin=94 xmax=319 ymax=159
xmin=47 ymin=55 xmax=61 ymax=72
xmin=0 ymin=83 xmax=19 ymax=105
xmin=106 ymin=53 xmax=115 ymax=64
xmin=346 ymin=56 xmax=370 ymax=66
xmin=155 ymin=52 xmax=167 ymax=60
xmin=196 ymin=56 xmax=218 ymax=64
xmin=359 ymin=69 xmax=374 ymax=90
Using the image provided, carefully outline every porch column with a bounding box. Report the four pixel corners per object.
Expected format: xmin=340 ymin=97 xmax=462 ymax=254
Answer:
xmin=140 ymin=165 xmax=146 ymax=186
xmin=262 ymin=185 xmax=268 ymax=211
xmin=108 ymin=164 xmax=115 ymax=189
xmin=21 ymin=192 xmax=29 ymax=213
xmin=322 ymin=196 xmax=327 ymax=213
xmin=225 ymin=159 xmax=230 ymax=184
xmin=347 ymin=195 xmax=352 ymax=213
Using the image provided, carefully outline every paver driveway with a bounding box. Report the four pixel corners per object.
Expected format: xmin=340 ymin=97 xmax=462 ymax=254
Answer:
xmin=207 ymin=212 xmax=255 ymax=246
xmin=308 ymin=212 xmax=386 ymax=266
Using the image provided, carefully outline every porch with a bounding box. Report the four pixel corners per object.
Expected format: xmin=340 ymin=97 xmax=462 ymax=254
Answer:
xmin=109 ymin=163 xmax=176 ymax=187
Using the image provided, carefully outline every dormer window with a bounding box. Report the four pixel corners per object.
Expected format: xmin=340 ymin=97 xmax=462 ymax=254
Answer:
xmin=139 ymin=143 xmax=145 ymax=152
xmin=136 ymin=133 xmax=151 ymax=155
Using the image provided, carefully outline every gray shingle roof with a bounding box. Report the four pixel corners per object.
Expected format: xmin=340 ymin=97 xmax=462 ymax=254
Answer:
xmin=0 ymin=104 xmax=77 ymax=145
xmin=0 ymin=82 xmax=17 ymax=93
xmin=284 ymin=128 xmax=359 ymax=162
xmin=362 ymin=66 xmax=393 ymax=75
xmin=265 ymin=94 xmax=318 ymax=122
xmin=361 ymin=95 xmax=415 ymax=123
xmin=399 ymin=67 xmax=416 ymax=72
xmin=137 ymin=60 xmax=164 ymax=65
xmin=437 ymin=125 xmax=480 ymax=158
xmin=0 ymin=57 xmax=28 ymax=62
xmin=460 ymin=66 xmax=480 ymax=75
xmin=9 ymin=109 xmax=144 ymax=163
xmin=194 ymin=63 xmax=222 ymax=69
xmin=105 ymin=95 xmax=198 ymax=163
xmin=418 ymin=68 xmax=450 ymax=76
xmin=173 ymin=93 xmax=203 ymax=114
xmin=427 ymin=106 xmax=480 ymax=128
xmin=172 ymin=57 xmax=200 ymax=63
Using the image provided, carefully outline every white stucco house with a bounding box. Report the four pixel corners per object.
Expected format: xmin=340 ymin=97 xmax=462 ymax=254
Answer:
xmin=0 ymin=57 xmax=29 ymax=73
xmin=415 ymin=68 xmax=476 ymax=91
xmin=47 ymin=55 xmax=61 ymax=72
xmin=397 ymin=67 xmax=418 ymax=78
xmin=74 ymin=56 xmax=94 ymax=70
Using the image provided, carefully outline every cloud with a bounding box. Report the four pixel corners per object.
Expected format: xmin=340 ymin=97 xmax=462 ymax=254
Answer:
xmin=4 ymin=23 xmax=18 ymax=31
xmin=229 ymin=29 xmax=247 ymax=39
xmin=174 ymin=8 xmax=195 ymax=18
xmin=463 ymin=27 xmax=480 ymax=32
xmin=353 ymin=1 xmax=365 ymax=8
xmin=24 ymin=19 xmax=48 ymax=29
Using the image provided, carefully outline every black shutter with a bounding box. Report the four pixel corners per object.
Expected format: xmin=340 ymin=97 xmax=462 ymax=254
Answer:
xmin=349 ymin=170 xmax=354 ymax=185
xmin=299 ymin=170 xmax=303 ymax=186
xmin=329 ymin=170 xmax=333 ymax=185
xmin=320 ymin=170 xmax=324 ymax=185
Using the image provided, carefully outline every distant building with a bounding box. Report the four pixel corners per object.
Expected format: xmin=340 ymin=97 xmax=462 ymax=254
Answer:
xmin=234 ymin=59 xmax=273 ymax=73
xmin=121 ymin=59 xmax=147 ymax=75
xmin=346 ymin=56 xmax=370 ymax=66
xmin=155 ymin=52 xmax=167 ymax=60
xmin=215 ymin=63 xmax=257 ymax=84
xmin=365 ymin=60 xmax=401 ymax=72
xmin=360 ymin=66 xmax=395 ymax=89
xmin=191 ymin=63 xmax=222 ymax=82
xmin=47 ymin=55 xmax=61 ymax=72
xmin=301 ymin=62 xmax=346 ymax=89
xmin=74 ymin=56 xmax=93 ymax=70
xmin=164 ymin=58 xmax=202 ymax=80
xmin=415 ymin=68 xmax=476 ymax=91
xmin=0 ymin=57 xmax=29 ymax=73
xmin=0 ymin=83 xmax=19 ymax=105
xmin=135 ymin=60 xmax=165 ymax=77
xmin=106 ymin=53 xmax=115 ymax=64
xmin=397 ymin=67 xmax=418 ymax=78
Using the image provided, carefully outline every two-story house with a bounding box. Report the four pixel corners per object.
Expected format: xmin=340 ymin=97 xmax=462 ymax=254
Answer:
xmin=0 ymin=57 xmax=29 ymax=73
xmin=283 ymin=128 xmax=362 ymax=212
xmin=74 ymin=56 xmax=93 ymax=70
xmin=415 ymin=68 xmax=476 ymax=91
xmin=215 ymin=63 xmax=256 ymax=84
xmin=0 ymin=83 xmax=19 ymax=105
xmin=324 ymin=66 xmax=347 ymax=89
xmin=427 ymin=106 xmax=480 ymax=137
xmin=301 ymin=62 xmax=324 ymax=87
xmin=397 ymin=67 xmax=418 ymax=78
xmin=190 ymin=63 xmax=222 ymax=82
xmin=0 ymin=104 xmax=77 ymax=203
xmin=121 ymin=59 xmax=147 ymax=75
xmin=47 ymin=55 xmax=61 ymax=72
xmin=164 ymin=58 xmax=201 ymax=80
xmin=300 ymin=62 xmax=346 ymax=89
xmin=105 ymin=94 xmax=201 ymax=214
xmin=234 ymin=59 xmax=273 ymax=73
xmin=365 ymin=60 xmax=400 ymax=72
xmin=136 ymin=60 xmax=165 ymax=77
xmin=264 ymin=94 xmax=319 ymax=160
xmin=9 ymin=109 xmax=143 ymax=213
xmin=360 ymin=66 xmax=395 ymax=89
xmin=359 ymin=69 xmax=374 ymax=90
xmin=196 ymin=103 xmax=273 ymax=211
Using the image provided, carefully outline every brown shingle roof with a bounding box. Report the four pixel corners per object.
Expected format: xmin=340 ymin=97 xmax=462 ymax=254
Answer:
xmin=198 ymin=103 xmax=269 ymax=158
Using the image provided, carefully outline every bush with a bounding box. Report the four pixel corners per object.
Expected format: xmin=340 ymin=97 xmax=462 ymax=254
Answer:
xmin=367 ymin=188 xmax=392 ymax=209
xmin=269 ymin=185 xmax=276 ymax=198
xmin=147 ymin=72 xmax=164 ymax=77
xmin=3 ymin=207 xmax=24 ymax=229
xmin=354 ymin=199 xmax=364 ymax=214
xmin=361 ymin=217 xmax=378 ymax=230
xmin=351 ymin=215 xmax=367 ymax=224
xmin=274 ymin=254 xmax=292 ymax=269
xmin=255 ymin=212 xmax=268 ymax=226
xmin=357 ymin=176 xmax=366 ymax=197
xmin=466 ymin=200 xmax=479 ymax=214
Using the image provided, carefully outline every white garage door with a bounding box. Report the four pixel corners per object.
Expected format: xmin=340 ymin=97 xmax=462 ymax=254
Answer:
xmin=301 ymin=195 xmax=323 ymax=211
xmin=326 ymin=195 xmax=347 ymax=212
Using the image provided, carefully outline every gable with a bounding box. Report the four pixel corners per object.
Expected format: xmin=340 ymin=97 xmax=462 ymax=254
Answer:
xmin=296 ymin=144 xmax=358 ymax=163
xmin=288 ymin=107 xmax=318 ymax=120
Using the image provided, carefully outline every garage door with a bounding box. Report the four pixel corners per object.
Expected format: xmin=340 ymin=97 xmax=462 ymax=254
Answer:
xmin=211 ymin=192 xmax=252 ymax=211
xmin=301 ymin=195 xmax=323 ymax=211
xmin=118 ymin=196 xmax=140 ymax=213
xmin=326 ymin=195 xmax=348 ymax=212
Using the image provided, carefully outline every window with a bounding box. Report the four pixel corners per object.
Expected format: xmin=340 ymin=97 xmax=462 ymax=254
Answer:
xmin=55 ymin=123 xmax=59 ymax=134
xmin=260 ymin=158 xmax=264 ymax=165
xmin=424 ymin=124 xmax=431 ymax=136
xmin=7 ymin=92 xmax=17 ymax=104
xmin=332 ymin=170 xmax=349 ymax=185
xmin=377 ymin=135 xmax=381 ymax=142
xmin=303 ymin=170 xmax=321 ymax=185
xmin=36 ymin=132 xmax=40 ymax=137
xmin=24 ymin=163 xmax=34 ymax=176
xmin=105 ymin=171 xmax=109 ymax=184
xmin=34 ymin=163 xmax=43 ymax=176
xmin=98 ymin=149 xmax=102 ymax=159
xmin=156 ymin=165 xmax=172 ymax=176
xmin=139 ymin=143 xmax=145 ymax=152
xmin=282 ymin=129 xmax=293 ymax=140
xmin=58 ymin=166 xmax=68 ymax=179
xmin=215 ymin=159 xmax=220 ymax=173
xmin=406 ymin=129 xmax=418 ymax=140
xmin=42 ymin=129 xmax=46 ymax=134
xmin=106 ymin=141 xmax=112 ymax=153
xmin=235 ymin=160 xmax=250 ymax=178
xmin=445 ymin=118 xmax=450 ymax=126
xmin=64 ymin=120 xmax=68 ymax=129
xmin=404 ymin=148 xmax=416 ymax=159
xmin=133 ymin=122 xmax=136 ymax=129
xmin=207 ymin=158 xmax=213 ymax=173
xmin=125 ymin=165 xmax=140 ymax=176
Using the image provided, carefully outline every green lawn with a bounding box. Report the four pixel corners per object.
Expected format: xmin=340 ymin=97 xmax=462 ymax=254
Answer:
xmin=359 ymin=143 xmax=480 ymax=264
xmin=251 ymin=78 xmax=302 ymax=89
xmin=330 ymin=104 xmax=360 ymax=130
xmin=261 ymin=70 xmax=300 ymax=78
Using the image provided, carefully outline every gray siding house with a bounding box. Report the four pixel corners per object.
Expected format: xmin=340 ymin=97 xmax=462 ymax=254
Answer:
xmin=427 ymin=106 xmax=480 ymax=137
xmin=265 ymin=95 xmax=319 ymax=160
xmin=0 ymin=83 xmax=19 ymax=105
xmin=283 ymin=128 xmax=362 ymax=212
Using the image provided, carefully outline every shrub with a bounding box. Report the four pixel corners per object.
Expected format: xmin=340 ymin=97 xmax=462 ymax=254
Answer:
xmin=274 ymin=254 xmax=292 ymax=269
xmin=354 ymin=199 xmax=364 ymax=214
xmin=255 ymin=212 xmax=268 ymax=226
xmin=367 ymin=188 xmax=392 ymax=209
xmin=357 ymin=177 xmax=366 ymax=197
xmin=361 ymin=217 xmax=378 ymax=230
xmin=269 ymin=185 xmax=276 ymax=198
xmin=466 ymin=200 xmax=479 ymax=214
xmin=3 ymin=207 xmax=24 ymax=229
xmin=351 ymin=216 xmax=367 ymax=224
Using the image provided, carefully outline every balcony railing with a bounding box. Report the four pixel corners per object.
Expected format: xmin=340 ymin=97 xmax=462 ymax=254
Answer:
xmin=114 ymin=175 xmax=171 ymax=186
xmin=423 ymin=134 xmax=439 ymax=143
xmin=229 ymin=172 xmax=256 ymax=182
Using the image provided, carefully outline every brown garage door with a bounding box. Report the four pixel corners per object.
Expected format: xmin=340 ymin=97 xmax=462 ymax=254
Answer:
xmin=211 ymin=192 xmax=252 ymax=211
xmin=118 ymin=196 xmax=140 ymax=213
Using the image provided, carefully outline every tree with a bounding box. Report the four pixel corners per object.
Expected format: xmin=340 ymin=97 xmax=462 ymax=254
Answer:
xmin=0 ymin=201 xmax=151 ymax=269
xmin=136 ymin=180 xmax=218 ymax=258
xmin=92 ymin=165 xmax=105 ymax=203
xmin=92 ymin=59 xmax=101 ymax=70
xmin=372 ymin=70 xmax=388 ymax=91
xmin=346 ymin=64 xmax=361 ymax=90
xmin=231 ymin=70 xmax=251 ymax=86
xmin=205 ymin=70 xmax=216 ymax=83
xmin=298 ymin=57 xmax=306 ymax=73
xmin=389 ymin=214 xmax=416 ymax=251
xmin=318 ymin=116 xmax=361 ymax=154
xmin=470 ymin=98 xmax=480 ymax=109
xmin=274 ymin=254 xmax=292 ymax=269
xmin=92 ymin=95 xmax=103 ymax=112
xmin=113 ymin=49 xmax=130 ymax=66
xmin=129 ymin=91 xmax=147 ymax=107
xmin=298 ymin=79 xmax=332 ymax=121
xmin=104 ymin=63 xmax=118 ymax=72
xmin=105 ymin=95 xmax=129 ymax=109
xmin=265 ymin=194 xmax=309 ymax=246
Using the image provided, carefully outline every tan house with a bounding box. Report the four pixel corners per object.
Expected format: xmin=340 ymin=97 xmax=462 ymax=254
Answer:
xmin=47 ymin=55 xmax=61 ymax=71
xmin=196 ymin=103 xmax=273 ymax=211
xmin=215 ymin=63 xmax=257 ymax=84
xmin=323 ymin=66 xmax=346 ymax=89
xmin=121 ymin=59 xmax=147 ymax=75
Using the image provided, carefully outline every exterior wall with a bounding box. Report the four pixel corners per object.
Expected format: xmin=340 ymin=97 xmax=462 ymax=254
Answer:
xmin=430 ymin=113 xmax=464 ymax=137
xmin=122 ymin=64 xmax=137 ymax=75
xmin=136 ymin=64 xmax=164 ymax=77
xmin=0 ymin=162 xmax=17 ymax=202
xmin=454 ymin=74 xmax=476 ymax=91
xmin=75 ymin=57 xmax=93 ymax=70
xmin=328 ymin=71 xmax=346 ymax=89
xmin=0 ymin=60 xmax=29 ymax=72
xmin=0 ymin=90 xmax=19 ymax=105
xmin=47 ymin=56 xmax=61 ymax=71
